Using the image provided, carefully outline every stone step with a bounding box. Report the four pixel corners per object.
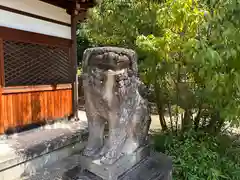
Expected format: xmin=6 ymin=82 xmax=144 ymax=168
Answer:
xmin=0 ymin=119 xmax=88 ymax=180
xmin=26 ymin=151 xmax=172 ymax=180
xmin=24 ymin=153 xmax=83 ymax=180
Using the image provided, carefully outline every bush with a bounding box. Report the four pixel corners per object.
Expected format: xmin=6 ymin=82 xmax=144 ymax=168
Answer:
xmin=153 ymin=131 xmax=240 ymax=180
xmin=80 ymin=1 xmax=240 ymax=179
xmin=82 ymin=0 xmax=240 ymax=134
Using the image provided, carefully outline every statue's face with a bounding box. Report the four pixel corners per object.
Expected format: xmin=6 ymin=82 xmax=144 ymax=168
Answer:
xmin=89 ymin=67 xmax=130 ymax=90
xmin=87 ymin=52 xmax=135 ymax=101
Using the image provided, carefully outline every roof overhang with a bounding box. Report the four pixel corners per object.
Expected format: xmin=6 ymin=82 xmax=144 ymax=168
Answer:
xmin=40 ymin=0 xmax=97 ymax=15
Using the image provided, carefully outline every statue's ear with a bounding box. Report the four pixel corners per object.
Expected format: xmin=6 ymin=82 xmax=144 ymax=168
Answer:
xmin=82 ymin=48 xmax=94 ymax=73
xmin=126 ymin=50 xmax=138 ymax=75
xmin=127 ymin=69 xmax=134 ymax=77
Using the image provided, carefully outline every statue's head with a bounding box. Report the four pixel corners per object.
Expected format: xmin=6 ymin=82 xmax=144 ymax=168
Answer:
xmin=82 ymin=47 xmax=139 ymax=100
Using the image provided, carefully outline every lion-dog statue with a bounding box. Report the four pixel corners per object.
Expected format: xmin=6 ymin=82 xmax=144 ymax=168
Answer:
xmin=81 ymin=47 xmax=151 ymax=165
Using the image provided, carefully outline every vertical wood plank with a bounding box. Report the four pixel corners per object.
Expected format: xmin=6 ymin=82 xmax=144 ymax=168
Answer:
xmin=4 ymin=95 xmax=13 ymax=130
xmin=58 ymin=90 xmax=63 ymax=117
xmin=31 ymin=92 xmax=41 ymax=123
xmin=39 ymin=91 xmax=45 ymax=121
xmin=58 ymin=90 xmax=61 ymax=117
xmin=62 ymin=90 xmax=68 ymax=117
xmin=12 ymin=94 xmax=19 ymax=126
xmin=51 ymin=91 xmax=56 ymax=119
xmin=69 ymin=89 xmax=73 ymax=115
xmin=26 ymin=92 xmax=32 ymax=125
xmin=62 ymin=90 xmax=66 ymax=115
xmin=1 ymin=95 xmax=6 ymax=132
xmin=22 ymin=93 xmax=28 ymax=126
xmin=62 ymin=90 xmax=67 ymax=117
xmin=18 ymin=93 xmax=23 ymax=127
xmin=52 ymin=91 xmax=57 ymax=119
xmin=9 ymin=95 xmax=14 ymax=128
xmin=56 ymin=90 xmax=60 ymax=118
xmin=43 ymin=91 xmax=48 ymax=121
xmin=47 ymin=91 xmax=53 ymax=119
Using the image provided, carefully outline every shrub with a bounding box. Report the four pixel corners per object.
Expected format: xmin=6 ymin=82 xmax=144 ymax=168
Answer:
xmin=82 ymin=0 xmax=240 ymax=134
xmin=153 ymin=131 xmax=240 ymax=180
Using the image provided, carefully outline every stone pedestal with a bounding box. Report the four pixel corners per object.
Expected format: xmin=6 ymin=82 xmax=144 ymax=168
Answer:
xmin=76 ymin=47 xmax=173 ymax=180
xmin=75 ymin=147 xmax=172 ymax=180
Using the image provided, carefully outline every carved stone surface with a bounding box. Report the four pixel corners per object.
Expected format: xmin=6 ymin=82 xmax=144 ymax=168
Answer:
xmin=80 ymin=47 xmax=172 ymax=180
xmin=66 ymin=151 xmax=172 ymax=180
xmin=82 ymin=47 xmax=151 ymax=165
xmin=80 ymin=145 xmax=150 ymax=180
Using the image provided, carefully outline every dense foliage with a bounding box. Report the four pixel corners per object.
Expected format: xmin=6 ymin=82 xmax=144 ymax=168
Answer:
xmin=78 ymin=0 xmax=240 ymax=179
xmin=81 ymin=0 xmax=240 ymax=134
xmin=153 ymin=131 xmax=240 ymax=180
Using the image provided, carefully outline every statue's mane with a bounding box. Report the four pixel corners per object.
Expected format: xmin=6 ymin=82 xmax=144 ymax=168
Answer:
xmin=82 ymin=47 xmax=138 ymax=75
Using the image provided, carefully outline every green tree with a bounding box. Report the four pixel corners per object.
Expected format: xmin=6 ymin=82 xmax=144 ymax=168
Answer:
xmin=79 ymin=1 xmax=240 ymax=179
xmin=81 ymin=0 xmax=240 ymax=133
xmin=82 ymin=0 xmax=161 ymax=50
xmin=136 ymin=0 xmax=207 ymax=131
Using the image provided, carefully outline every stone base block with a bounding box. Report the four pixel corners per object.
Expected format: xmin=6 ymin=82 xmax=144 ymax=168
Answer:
xmin=80 ymin=145 xmax=150 ymax=180
xmin=75 ymin=151 xmax=172 ymax=180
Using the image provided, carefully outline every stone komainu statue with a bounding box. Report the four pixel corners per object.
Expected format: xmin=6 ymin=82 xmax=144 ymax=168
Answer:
xmin=82 ymin=47 xmax=151 ymax=165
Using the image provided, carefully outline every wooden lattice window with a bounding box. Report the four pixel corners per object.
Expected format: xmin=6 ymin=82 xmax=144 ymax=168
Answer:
xmin=2 ymin=40 xmax=72 ymax=87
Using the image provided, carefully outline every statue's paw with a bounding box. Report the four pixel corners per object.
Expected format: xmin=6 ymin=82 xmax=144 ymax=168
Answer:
xmin=99 ymin=144 xmax=109 ymax=157
xmin=100 ymin=150 xmax=122 ymax=165
xmin=121 ymin=138 xmax=139 ymax=154
xmin=83 ymin=146 xmax=101 ymax=157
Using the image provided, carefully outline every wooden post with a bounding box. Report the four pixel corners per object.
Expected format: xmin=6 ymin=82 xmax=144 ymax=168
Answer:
xmin=71 ymin=12 xmax=79 ymax=120
xmin=70 ymin=1 xmax=90 ymax=121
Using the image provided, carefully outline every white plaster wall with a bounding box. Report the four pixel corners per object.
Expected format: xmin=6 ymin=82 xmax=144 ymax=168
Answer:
xmin=0 ymin=0 xmax=71 ymax=24
xmin=0 ymin=9 xmax=71 ymax=39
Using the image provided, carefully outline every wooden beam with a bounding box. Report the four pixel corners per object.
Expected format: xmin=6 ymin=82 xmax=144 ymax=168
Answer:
xmin=40 ymin=0 xmax=96 ymax=14
xmin=0 ymin=26 xmax=72 ymax=48
xmin=40 ymin=0 xmax=71 ymax=9
xmin=2 ymin=84 xmax=72 ymax=94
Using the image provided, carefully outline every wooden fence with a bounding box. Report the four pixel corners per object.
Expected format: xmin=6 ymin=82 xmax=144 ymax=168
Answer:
xmin=0 ymin=88 xmax=72 ymax=134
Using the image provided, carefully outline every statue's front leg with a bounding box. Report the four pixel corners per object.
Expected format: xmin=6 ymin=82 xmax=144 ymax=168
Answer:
xmin=100 ymin=108 xmax=127 ymax=165
xmin=83 ymin=95 xmax=105 ymax=157
xmin=83 ymin=115 xmax=105 ymax=157
xmin=100 ymin=126 xmax=126 ymax=165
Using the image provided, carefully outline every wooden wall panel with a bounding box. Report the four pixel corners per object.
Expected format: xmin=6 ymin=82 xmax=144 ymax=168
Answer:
xmin=0 ymin=89 xmax=72 ymax=134
xmin=0 ymin=27 xmax=74 ymax=135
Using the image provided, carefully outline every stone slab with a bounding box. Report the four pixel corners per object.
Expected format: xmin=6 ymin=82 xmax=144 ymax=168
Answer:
xmin=65 ymin=151 xmax=172 ymax=180
xmin=1 ymin=142 xmax=86 ymax=180
xmin=0 ymin=120 xmax=88 ymax=171
xmin=0 ymin=119 xmax=88 ymax=180
xmin=26 ymin=153 xmax=84 ymax=180
xmin=80 ymin=146 xmax=150 ymax=180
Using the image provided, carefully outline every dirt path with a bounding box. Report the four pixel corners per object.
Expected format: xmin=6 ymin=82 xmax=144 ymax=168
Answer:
xmin=78 ymin=110 xmax=162 ymax=130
